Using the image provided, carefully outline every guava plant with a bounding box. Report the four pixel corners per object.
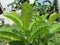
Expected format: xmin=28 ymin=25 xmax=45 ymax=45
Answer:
xmin=0 ymin=2 xmax=60 ymax=45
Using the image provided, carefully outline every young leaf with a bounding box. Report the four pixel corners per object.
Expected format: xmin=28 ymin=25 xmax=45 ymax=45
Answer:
xmin=21 ymin=2 xmax=33 ymax=30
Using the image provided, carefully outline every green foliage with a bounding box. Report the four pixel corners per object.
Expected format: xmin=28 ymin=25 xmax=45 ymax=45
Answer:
xmin=33 ymin=13 xmax=48 ymax=21
xmin=0 ymin=2 xmax=60 ymax=45
xmin=49 ymin=33 xmax=60 ymax=45
xmin=29 ymin=22 xmax=52 ymax=42
xmin=21 ymin=2 xmax=33 ymax=30
xmin=49 ymin=23 xmax=60 ymax=33
xmin=4 ymin=11 xmax=23 ymax=27
xmin=49 ymin=12 xmax=60 ymax=22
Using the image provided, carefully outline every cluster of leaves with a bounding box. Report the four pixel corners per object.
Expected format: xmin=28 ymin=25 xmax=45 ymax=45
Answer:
xmin=8 ymin=0 xmax=58 ymax=18
xmin=49 ymin=33 xmax=60 ymax=45
xmin=0 ymin=2 xmax=60 ymax=45
xmin=33 ymin=0 xmax=58 ymax=16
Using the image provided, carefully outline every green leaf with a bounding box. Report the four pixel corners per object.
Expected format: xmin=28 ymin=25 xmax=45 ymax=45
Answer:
xmin=49 ymin=23 xmax=60 ymax=33
xmin=33 ymin=13 xmax=48 ymax=21
xmin=0 ymin=31 xmax=21 ymax=41
xmin=0 ymin=24 xmax=14 ymax=32
xmin=4 ymin=12 xmax=23 ymax=27
xmin=0 ymin=25 xmax=26 ymax=41
xmin=11 ymin=29 xmax=27 ymax=41
xmin=49 ymin=12 xmax=60 ymax=22
xmin=28 ymin=20 xmax=40 ymax=30
xmin=29 ymin=22 xmax=52 ymax=42
xmin=0 ymin=35 xmax=12 ymax=41
xmin=33 ymin=15 xmax=42 ymax=21
xmin=21 ymin=2 xmax=33 ymax=30
xmin=41 ymin=14 xmax=48 ymax=21
xmin=9 ymin=11 xmax=21 ymax=18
